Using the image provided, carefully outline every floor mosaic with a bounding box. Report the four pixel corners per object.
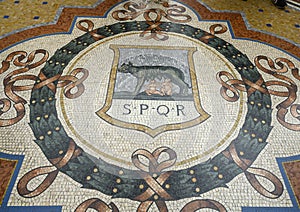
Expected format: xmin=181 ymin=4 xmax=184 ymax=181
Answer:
xmin=0 ymin=0 xmax=300 ymax=211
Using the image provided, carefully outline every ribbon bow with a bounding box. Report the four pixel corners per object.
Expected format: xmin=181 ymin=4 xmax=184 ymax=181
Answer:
xmin=132 ymin=146 xmax=176 ymax=212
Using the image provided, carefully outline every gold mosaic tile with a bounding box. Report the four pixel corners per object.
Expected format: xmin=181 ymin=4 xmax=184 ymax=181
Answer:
xmin=0 ymin=0 xmax=99 ymax=36
xmin=202 ymin=0 xmax=300 ymax=44
xmin=1 ymin=0 xmax=300 ymax=45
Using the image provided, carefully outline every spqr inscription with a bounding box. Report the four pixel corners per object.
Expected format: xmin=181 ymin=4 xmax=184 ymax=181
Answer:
xmin=123 ymin=103 xmax=185 ymax=117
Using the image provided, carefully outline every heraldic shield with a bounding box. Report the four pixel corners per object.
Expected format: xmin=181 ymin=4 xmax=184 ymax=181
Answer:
xmin=96 ymin=45 xmax=210 ymax=137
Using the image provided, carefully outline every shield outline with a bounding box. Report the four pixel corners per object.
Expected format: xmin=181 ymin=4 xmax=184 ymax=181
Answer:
xmin=96 ymin=44 xmax=210 ymax=137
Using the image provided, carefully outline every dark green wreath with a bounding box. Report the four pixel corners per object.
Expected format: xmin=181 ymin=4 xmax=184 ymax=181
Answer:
xmin=29 ymin=21 xmax=272 ymax=201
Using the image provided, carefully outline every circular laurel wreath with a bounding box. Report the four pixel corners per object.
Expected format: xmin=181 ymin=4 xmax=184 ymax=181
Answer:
xmin=28 ymin=21 xmax=275 ymax=202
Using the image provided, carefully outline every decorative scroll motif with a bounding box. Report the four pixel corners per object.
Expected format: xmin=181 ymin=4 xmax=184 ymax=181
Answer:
xmin=0 ymin=50 xmax=48 ymax=127
xmin=132 ymin=147 xmax=175 ymax=211
xmin=217 ymin=55 xmax=300 ymax=131
xmin=0 ymin=50 xmax=89 ymax=127
xmin=131 ymin=147 xmax=227 ymax=211
xmin=76 ymin=146 xmax=227 ymax=212
xmin=111 ymin=1 xmax=191 ymax=40
xmin=223 ymin=143 xmax=283 ymax=199
xmin=180 ymin=199 xmax=227 ymax=212
xmin=1 ymin=18 xmax=286 ymax=211
xmin=76 ymin=20 xmax=105 ymax=41
xmin=57 ymin=68 xmax=89 ymax=99
xmin=199 ymin=24 xmax=228 ymax=44
xmin=17 ymin=140 xmax=82 ymax=197
xmin=75 ymin=198 xmax=119 ymax=212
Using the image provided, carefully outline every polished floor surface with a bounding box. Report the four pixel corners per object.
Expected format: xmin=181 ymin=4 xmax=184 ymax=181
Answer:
xmin=0 ymin=0 xmax=300 ymax=211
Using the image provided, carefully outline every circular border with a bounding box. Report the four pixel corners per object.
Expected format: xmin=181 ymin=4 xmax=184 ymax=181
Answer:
xmin=29 ymin=21 xmax=272 ymax=200
xmin=59 ymin=32 xmax=245 ymax=167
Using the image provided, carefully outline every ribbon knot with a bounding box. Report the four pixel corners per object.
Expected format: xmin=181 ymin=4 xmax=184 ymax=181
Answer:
xmin=132 ymin=147 xmax=176 ymax=212
xmin=222 ymin=143 xmax=283 ymax=199
xmin=132 ymin=146 xmax=176 ymax=174
xmin=76 ymin=20 xmax=105 ymax=41
xmin=140 ymin=9 xmax=169 ymax=41
xmin=17 ymin=140 xmax=82 ymax=198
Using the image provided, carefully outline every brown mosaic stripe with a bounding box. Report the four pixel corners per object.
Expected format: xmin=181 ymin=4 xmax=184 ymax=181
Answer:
xmin=283 ymin=160 xmax=300 ymax=208
xmin=0 ymin=0 xmax=299 ymax=58
xmin=0 ymin=158 xmax=17 ymax=206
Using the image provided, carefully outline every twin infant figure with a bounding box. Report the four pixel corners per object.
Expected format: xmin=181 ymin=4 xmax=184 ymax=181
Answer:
xmin=145 ymin=79 xmax=173 ymax=96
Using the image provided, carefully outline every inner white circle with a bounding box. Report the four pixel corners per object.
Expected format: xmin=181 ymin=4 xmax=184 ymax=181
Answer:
xmin=58 ymin=33 xmax=245 ymax=169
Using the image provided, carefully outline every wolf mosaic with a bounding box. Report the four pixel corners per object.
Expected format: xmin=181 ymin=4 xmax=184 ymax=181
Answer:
xmin=118 ymin=62 xmax=191 ymax=95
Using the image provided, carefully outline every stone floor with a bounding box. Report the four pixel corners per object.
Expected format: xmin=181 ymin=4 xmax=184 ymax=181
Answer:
xmin=0 ymin=0 xmax=299 ymax=211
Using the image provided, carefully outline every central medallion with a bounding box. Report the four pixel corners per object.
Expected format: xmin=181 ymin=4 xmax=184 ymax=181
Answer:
xmin=97 ymin=45 xmax=210 ymax=137
xmin=60 ymin=32 xmax=244 ymax=167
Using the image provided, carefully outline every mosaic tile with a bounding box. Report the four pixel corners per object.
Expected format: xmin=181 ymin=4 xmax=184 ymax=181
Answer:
xmin=201 ymin=0 xmax=300 ymax=45
xmin=0 ymin=0 xmax=100 ymax=38
xmin=0 ymin=0 xmax=299 ymax=211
